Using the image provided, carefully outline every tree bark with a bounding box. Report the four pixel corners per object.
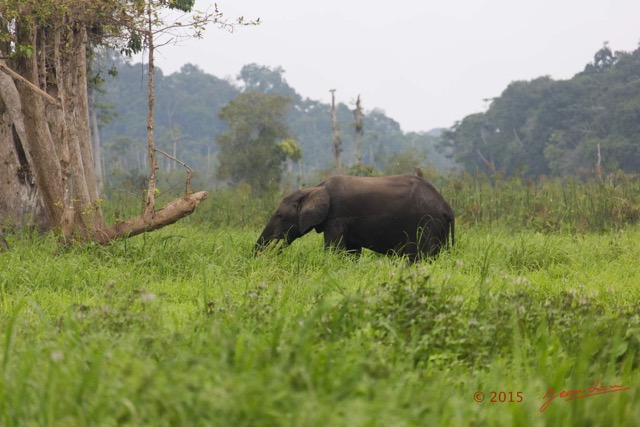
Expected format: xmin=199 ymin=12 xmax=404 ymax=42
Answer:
xmin=0 ymin=114 xmax=48 ymax=230
xmin=143 ymin=3 xmax=159 ymax=221
xmin=16 ymin=63 xmax=65 ymax=228
xmin=0 ymin=61 xmax=49 ymax=230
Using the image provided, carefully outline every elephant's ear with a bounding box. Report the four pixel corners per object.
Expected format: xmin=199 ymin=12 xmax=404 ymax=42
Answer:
xmin=298 ymin=187 xmax=330 ymax=233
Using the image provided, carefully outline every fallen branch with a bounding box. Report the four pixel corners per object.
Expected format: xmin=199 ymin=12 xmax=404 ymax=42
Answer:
xmin=92 ymin=191 xmax=208 ymax=244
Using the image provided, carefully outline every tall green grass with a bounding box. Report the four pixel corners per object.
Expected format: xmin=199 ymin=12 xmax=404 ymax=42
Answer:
xmin=1 ymin=174 xmax=639 ymax=425
xmin=439 ymin=172 xmax=640 ymax=232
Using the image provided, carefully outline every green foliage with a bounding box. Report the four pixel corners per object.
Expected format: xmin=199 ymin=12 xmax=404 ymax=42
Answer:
xmin=216 ymin=91 xmax=293 ymax=194
xmin=0 ymin=0 xmax=198 ymax=60
xmin=240 ymin=64 xmax=300 ymax=100
xmin=365 ymin=273 xmax=638 ymax=371
xmin=277 ymin=138 xmax=302 ymax=162
xmin=439 ymin=172 xmax=640 ymax=232
xmin=166 ymin=0 xmax=196 ymax=12
xmin=443 ymin=43 xmax=640 ymax=177
xmin=122 ymin=29 xmax=144 ymax=57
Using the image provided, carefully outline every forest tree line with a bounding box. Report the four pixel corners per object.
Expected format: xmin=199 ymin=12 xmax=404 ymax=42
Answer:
xmin=96 ymin=54 xmax=447 ymax=192
xmin=443 ymin=43 xmax=640 ymax=178
xmin=96 ymin=42 xmax=640 ymax=194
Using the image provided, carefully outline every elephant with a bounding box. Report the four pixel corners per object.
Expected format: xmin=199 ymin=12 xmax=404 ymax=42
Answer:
xmin=255 ymin=174 xmax=454 ymax=261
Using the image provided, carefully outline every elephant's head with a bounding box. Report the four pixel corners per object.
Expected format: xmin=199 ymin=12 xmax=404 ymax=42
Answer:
xmin=255 ymin=186 xmax=330 ymax=253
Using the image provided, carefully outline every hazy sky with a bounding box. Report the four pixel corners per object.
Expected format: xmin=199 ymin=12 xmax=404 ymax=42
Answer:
xmin=154 ymin=0 xmax=640 ymax=133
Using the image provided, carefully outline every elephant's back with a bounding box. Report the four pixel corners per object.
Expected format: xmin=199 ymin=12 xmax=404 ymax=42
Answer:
xmin=323 ymin=174 xmax=449 ymax=219
xmin=325 ymin=174 xmax=424 ymax=195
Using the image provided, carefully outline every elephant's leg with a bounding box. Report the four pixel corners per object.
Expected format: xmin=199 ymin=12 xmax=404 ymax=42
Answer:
xmin=324 ymin=232 xmax=346 ymax=250
xmin=398 ymin=240 xmax=420 ymax=262
xmin=323 ymin=220 xmax=348 ymax=251
xmin=324 ymin=234 xmax=363 ymax=260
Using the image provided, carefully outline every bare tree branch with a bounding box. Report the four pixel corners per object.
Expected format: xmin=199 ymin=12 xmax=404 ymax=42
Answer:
xmin=92 ymin=191 xmax=208 ymax=244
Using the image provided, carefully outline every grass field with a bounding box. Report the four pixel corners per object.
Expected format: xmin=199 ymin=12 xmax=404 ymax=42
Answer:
xmin=1 ymin=177 xmax=639 ymax=426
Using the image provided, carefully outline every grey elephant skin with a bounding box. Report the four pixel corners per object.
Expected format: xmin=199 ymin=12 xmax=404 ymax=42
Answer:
xmin=255 ymin=174 xmax=455 ymax=261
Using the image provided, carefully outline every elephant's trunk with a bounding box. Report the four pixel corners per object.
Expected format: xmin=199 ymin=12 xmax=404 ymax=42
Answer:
xmin=254 ymin=220 xmax=299 ymax=256
xmin=254 ymin=234 xmax=269 ymax=255
xmin=254 ymin=232 xmax=282 ymax=255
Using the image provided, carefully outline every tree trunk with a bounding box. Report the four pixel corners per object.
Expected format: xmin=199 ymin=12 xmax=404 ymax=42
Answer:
xmin=14 ymin=25 xmax=106 ymax=242
xmin=89 ymin=90 xmax=104 ymax=194
xmin=15 ymin=58 xmax=66 ymax=229
xmin=330 ymin=89 xmax=342 ymax=173
xmin=144 ymin=3 xmax=159 ymax=220
xmin=0 ymin=113 xmax=49 ymax=231
xmin=353 ymin=95 xmax=364 ymax=173
xmin=57 ymin=28 xmax=105 ymax=235
xmin=595 ymin=142 xmax=603 ymax=182
xmin=0 ymin=60 xmax=49 ymax=230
